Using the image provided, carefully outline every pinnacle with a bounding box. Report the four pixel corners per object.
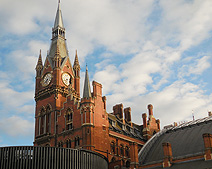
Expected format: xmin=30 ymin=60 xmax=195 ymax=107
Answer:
xmin=83 ymin=66 xmax=92 ymax=99
xmin=37 ymin=50 xmax=43 ymax=65
xmin=74 ymin=50 xmax=80 ymax=66
xmin=36 ymin=49 xmax=43 ymax=70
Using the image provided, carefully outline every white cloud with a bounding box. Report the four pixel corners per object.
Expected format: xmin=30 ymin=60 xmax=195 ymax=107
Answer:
xmin=1 ymin=0 xmax=212 ymax=145
xmin=157 ymin=0 xmax=212 ymax=50
xmin=178 ymin=56 xmax=211 ymax=78
xmin=0 ymin=81 xmax=34 ymax=113
xmin=129 ymin=80 xmax=212 ymax=127
xmin=188 ymin=56 xmax=210 ymax=75
xmin=0 ymin=116 xmax=34 ymax=137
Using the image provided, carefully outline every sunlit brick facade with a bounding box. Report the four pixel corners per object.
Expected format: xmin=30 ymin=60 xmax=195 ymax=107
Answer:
xmin=34 ymin=2 xmax=160 ymax=169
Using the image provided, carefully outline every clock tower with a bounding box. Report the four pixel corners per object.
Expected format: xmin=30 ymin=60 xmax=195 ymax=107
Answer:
xmin=34 ymin=1 xmax=80 ymax=146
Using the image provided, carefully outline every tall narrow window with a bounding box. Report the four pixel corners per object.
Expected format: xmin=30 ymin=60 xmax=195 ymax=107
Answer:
xmin=46 ymin=105 xmax=51 ymax=133
xmin=75 ymin=137 xmax=80 ymax=147
xmin=66 ymin=109 xmax=73 ymax=130
xmin=39 ymin=108 xmax=45 ymax=135
xmin=111 ymin=142 xmax=115 ymax=154
xmin=66 ymin=140 xmax=72 ymax=148
xmin=120 ymin=144 xmax=124 ymax=156
xmin=125 ymin=146 xmax=129 ymax=157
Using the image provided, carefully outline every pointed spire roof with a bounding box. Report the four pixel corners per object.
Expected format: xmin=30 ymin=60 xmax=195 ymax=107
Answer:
xmin=74 ymin=50 xmax=80 ymax=66
xmin=83 ymin=65 xmax=92 ymax=98
xmin=54 ymin=0 xmax=64 ymax=28
xmin=36 ymin=50 xmax=43 ymax=70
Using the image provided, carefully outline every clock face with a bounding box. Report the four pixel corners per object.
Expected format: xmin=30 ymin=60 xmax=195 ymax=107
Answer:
xmin=42 ymin=73 xmax=52 ymax=86
xmin=62 ymin=73 xmax=71 ymax=86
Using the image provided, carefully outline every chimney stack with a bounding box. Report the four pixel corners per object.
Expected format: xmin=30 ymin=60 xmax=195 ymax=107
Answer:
xmin=148 ymin=104 xmax=153 ymax=116
xmin=113 ymin=104 xmax=123 ymax=119
xmin=142 ymin=113 xmax=147 ymax=128
xmin=124 ymin=107 xmax=131 ymax=122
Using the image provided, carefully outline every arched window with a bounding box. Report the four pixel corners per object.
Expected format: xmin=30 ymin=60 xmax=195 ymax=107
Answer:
xmin=66 ymin=139 xmax=72 ymax=148
xmin=46 ymin=105 xmax=51 ymax=133
xmin=111 ymin=142 xmax=115 ymax=154
xmin=75 ymin=137 xmax=80 ymax=147
xmin=40 ymin=108 xmax=45 ymax=135
xmin=66 ymin=109 xmax=73 ymax=130
xmin=120 ymin=144 xmax=124 ymax=156
xmin=125 ymin=146 xmax=129 ymax=157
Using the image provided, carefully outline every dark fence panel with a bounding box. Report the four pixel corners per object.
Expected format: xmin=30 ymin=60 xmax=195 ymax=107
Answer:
xmin=0 ymin=146 xmax=108 ymax=169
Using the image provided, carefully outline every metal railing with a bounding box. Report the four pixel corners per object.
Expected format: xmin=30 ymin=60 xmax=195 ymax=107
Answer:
xmin=0 ymin=146 xmax=108 ymax=169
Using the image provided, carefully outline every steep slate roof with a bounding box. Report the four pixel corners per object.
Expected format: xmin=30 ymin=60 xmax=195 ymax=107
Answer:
xmin=47 ymin=1 xmax=70 ymax=69
xmin=139 ymin=116 xmax=212 ymax=168
xmin=108 ymin=113 xmax=145 ymax=141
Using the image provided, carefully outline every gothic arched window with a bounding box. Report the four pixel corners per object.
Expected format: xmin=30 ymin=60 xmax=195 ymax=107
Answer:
xmin=75 ymin=137 xmax=80 ymax=147
xmin=66 ymin=109 xmax=73 ymax=130
xmin=40 ymin=108 xmax=45 ymax=135
xmin=125 ymin=146 xmax=130 ymax=157
xmin=46 ymin=105 xmax=51 ymax=133
xmin=120 ymin=144 xmax=124 ymax=156
xmin=111 ymin=142 xmax=115 ymax=154
xmin=66 ymin=139 xmax=72 ymax=148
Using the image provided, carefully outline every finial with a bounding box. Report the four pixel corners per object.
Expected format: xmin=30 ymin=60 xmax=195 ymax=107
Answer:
xmin=86 ymin=64 xmax=88 ymax=71
xmin=40 ymin=49 xmax=41 ymax=55
xmin=76 ymin=49 xmax=77 ymax=55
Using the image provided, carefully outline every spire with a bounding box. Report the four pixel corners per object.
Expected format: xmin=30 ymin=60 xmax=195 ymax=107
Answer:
xmin=74 ymin=50 xmax=80 ymax=66
xmin=83 ymin=66 xmax=92 ymax=98
xmin=54 ymin=0 xmax=64 ymax=28
xmin=36 ymin=50 xmax=43 ymax=71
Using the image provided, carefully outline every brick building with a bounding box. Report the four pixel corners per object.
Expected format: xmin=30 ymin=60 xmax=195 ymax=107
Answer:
xmin=34 ymin=2 xmax=160 ymax=168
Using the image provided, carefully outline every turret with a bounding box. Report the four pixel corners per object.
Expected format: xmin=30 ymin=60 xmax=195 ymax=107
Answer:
xmin=73 ymin=50 xmax=80 ymax=97
xmin=83 ymin=66 xmax=92 ymax=99
xmin=35 ymin=50 xmax=43 ymax=77
xmin=35 ymin=50 xmax=43 ymax=93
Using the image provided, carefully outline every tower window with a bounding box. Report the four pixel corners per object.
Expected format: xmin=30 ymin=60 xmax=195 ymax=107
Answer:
xmin=120 ymin=144 xmax=124 ymax=156
xmin=125 ymin=146 xmax=129 ymax=157
xmin=46 ymin=106 xmax=51 ymax=133
xmin=66 ymin=109 xmax=73 ymax=130
xmin=111 ymin=142 xmax=115 ymax=154
xmin=75 ymin=137 xmax=80 ymax=147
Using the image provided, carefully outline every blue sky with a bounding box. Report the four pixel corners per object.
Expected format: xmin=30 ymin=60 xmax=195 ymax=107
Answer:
xmin=1 ymin=0 xmax=212 ymax=146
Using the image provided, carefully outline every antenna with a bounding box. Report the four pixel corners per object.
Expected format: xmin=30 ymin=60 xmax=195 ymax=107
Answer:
xmin=192 ymin=110 xmax=195 ymax=121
